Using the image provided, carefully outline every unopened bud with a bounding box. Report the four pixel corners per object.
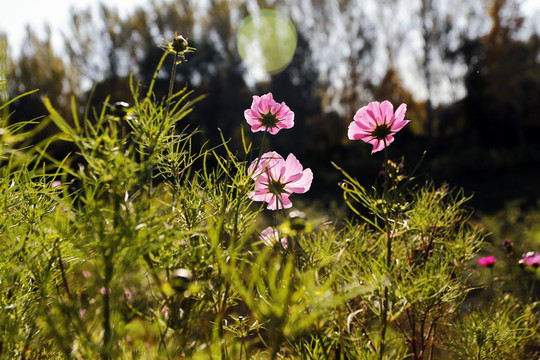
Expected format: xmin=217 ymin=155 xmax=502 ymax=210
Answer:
xmin=289 ymin=210 xmax=306 ymax=232
xmin=171 ymin=268 xmax=193 ymax=292
xmin=172 ymin=34 xmax=188 ymax=53
xmin=112 ymin=101 xmax=129 ymax=118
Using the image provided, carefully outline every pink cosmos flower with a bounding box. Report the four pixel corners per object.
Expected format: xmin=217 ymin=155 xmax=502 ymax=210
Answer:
xmin=521 ymin=252 xmax=540 ymax=267
xmin=249 ymin=151 xmax=313 ymax=210
xmin=100 ymin=287 xmax=112 ymax=295
xmin=124 ymin=288 xmax=133 ymax=300
xmin=477 ymin=256 xmax=495 ymax=267
xmin=244 ymin=93 xmax=294 ymax=134
xmin=50 ymin=180 xmax=62 ymax=211
xmin=260 ymin=226 xmax=288 ymax=249
xmin=348 ymin=100 xmax=410 ymax=154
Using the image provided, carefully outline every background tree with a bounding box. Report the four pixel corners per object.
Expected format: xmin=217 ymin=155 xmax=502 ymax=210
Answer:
xmin=458 ymin=0 xmax=539 ymax=148
xmin=3 ymin=0 xmax=540 ymax=209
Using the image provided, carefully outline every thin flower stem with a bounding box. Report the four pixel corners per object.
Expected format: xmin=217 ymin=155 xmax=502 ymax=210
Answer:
xmin=253 ymin=129 xmax=269 ymax=172
xmin=383 ymin=144 xmax=389 ymax=200
xmin=530 ymin=273 xmax=537 ymax=300
xmin=55 ymin=242 xmax=72 ymax=300
xmin=379 ymin=142 xmax=392 ymax=360
xmin=165 ymin=52 xmax=179 ymax=117
xmin=101 ymin=253 xmax=113 ymax=360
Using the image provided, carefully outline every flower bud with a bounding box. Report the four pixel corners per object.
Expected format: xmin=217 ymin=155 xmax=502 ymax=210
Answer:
xmin=112 ymin=101 xmax=129 ymax=118
xmin=172 ymin=34 xmax=188 ymax=53
xmin=171 ymin=268 xmax=193 ymax=292
xmin=289 ymin=210 xmax=306 ymax=232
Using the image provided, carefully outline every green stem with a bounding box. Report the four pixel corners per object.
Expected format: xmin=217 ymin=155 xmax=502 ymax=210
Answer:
xmin=383 ymin=143 xmax=389 ymax=200
xmin=101 ymin=254 xmax=113 ymax=360
xmin=253 ymin=129 xmax=269 ymax=172
xmin=146 ymin=52 xmax=168 ymax=99
xmin=379 ymin=143 xmax=392 ymax=360
xmin=165 ymin=52 xmax=179 ymax=117
xmin=530 ymin=271 xmax=537 ymax=300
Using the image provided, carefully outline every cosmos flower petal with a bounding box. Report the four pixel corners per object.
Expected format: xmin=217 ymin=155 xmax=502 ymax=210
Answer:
xmin=366 ymin=101 xmax=383 ymax=125
xmin=267 ymin=195 xmax=293 ymax=210
xmin=270 ymin=195 xmax=292 ymax=210
xmin=394 ymin=103 xmax=407 ymax=123
xmin=276 ymin=103 xmax=294 ymax=125
xmin=286 ymin=168 xmax=313 ymax=193
xmin=259 ymin=93 xmax=273 ymax=113
xmin=348 ymin=121 xmax=370 ymax=140
xmin=390 ymin=118 xmax=410 ymax=133
xmin=249 ymin=151 xmax=283 ymax=177
xmin=371 ymin=136 xmax=396 ymax=153
xmin=260 ymin=227 xmax=281 ymax=247
xmin=282 ymin=153 xmax=304 ymax=178
xmin=250 ymin=95 xmax=262 ymax=111
xmin=380 ymin=100 xmax=395 ymax=123
xmin=248 ymin=191 xmax=269 ymax=202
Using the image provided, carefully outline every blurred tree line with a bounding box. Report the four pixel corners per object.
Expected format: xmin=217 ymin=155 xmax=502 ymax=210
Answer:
xmin=2 ymin=0 xmax=540 ymax=210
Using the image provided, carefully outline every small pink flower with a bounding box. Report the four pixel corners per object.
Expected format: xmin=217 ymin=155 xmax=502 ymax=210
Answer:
xmin=521 ymin=252 xmax=540 ymax=268
xmin=244 ymin=93 xmax=294 ymax=134
xmin=260 ymin=227 xmax=288 ymax=249
xmin=348 ymin=100 xmax=410 ymax=154
xmin=50 ymin=180 xmax=62 ymax=211
xmin=477 ymin=256 xmax=495 ymax=267
xmin=124 ymin=288 xmax=133 ymax=300
xmin=249 ymin=152 xmax=313 ymax=210
xmin=162 ymin=307 xmax=169 ymax=319
xmin=100 ymin=287 xmax=112 ymax=295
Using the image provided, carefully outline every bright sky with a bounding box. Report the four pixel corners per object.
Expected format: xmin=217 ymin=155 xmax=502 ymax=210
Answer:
xmin=2 ymin=0 xmax=539 ymax=56
xmin=0 ymin=0 xmax=149 ymax=55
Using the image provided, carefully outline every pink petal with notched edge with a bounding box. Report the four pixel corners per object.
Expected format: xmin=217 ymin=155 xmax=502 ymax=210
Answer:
xmin=257 ymin=94 xmax=270 ymax=113
xmin=286 ymin=168 xmax=313 ymax=194
xmin=391 ymin=104 xmax=409 ymax=131
xmin=394 ymin=103 xmax=407 ymax=122
xmin=370 ymin=140 xmax=386 ymax=154
xmin=267 ymin=194 xmax=292 ymax=210
xmin=348 ymin=121 xmax=371 ymax=140
xmin=365 ymin=101 xmax=382 ymax=125
xmin=275 ymin=103 xmax=294 ymax=127
xmin=249 ymin=152 xmax=283 ymax=178
xmin=380 ymin=100 xmax=394 ymax=123
xmin=282 ymin=153 xmax=303 ymax=177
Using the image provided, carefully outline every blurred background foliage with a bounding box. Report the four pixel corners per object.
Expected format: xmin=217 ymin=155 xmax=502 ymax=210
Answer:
xmin=1 ymin=0 xmax=540 ymax=212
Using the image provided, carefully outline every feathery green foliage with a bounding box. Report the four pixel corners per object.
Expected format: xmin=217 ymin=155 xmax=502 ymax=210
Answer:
xmin=0 ymin=32 xmax=538 ymax=360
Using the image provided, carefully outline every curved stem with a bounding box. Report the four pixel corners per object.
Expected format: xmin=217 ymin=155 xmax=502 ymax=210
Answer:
xmin=146 ymin=51 xmax=168 ymax=99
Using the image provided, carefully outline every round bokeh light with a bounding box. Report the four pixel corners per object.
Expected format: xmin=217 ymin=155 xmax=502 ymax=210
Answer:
xmin=237 ymin=9 xmax=297 ymax=75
